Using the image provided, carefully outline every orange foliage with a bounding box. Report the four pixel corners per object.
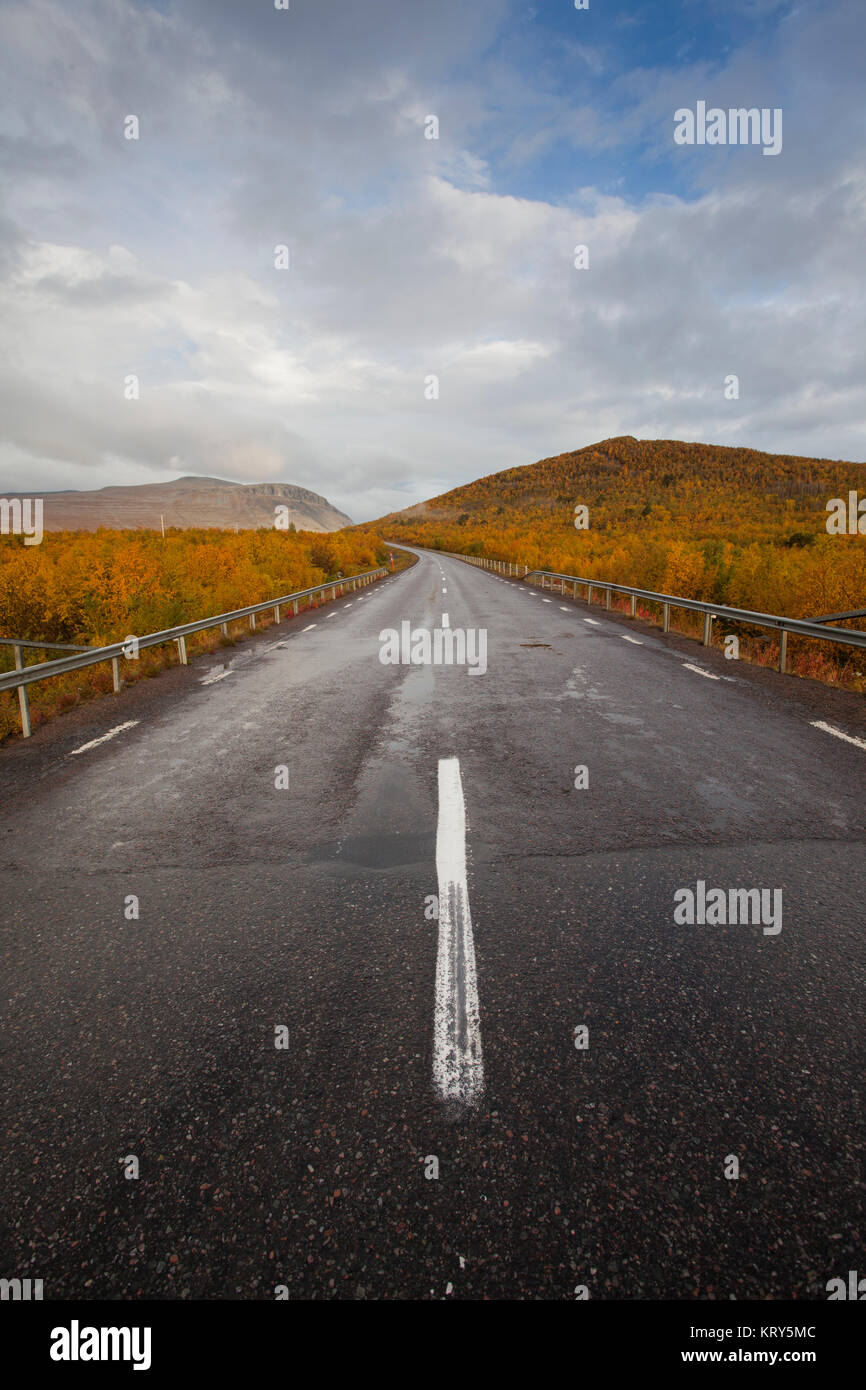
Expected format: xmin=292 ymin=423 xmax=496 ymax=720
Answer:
xmin=0 ymin=526 xmax=389 ymax=738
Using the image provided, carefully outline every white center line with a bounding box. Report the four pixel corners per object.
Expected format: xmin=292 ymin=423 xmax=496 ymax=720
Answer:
xmin=70 ymin=721 xmax=139 ymax=756
xmin=621 ymin=635 xmax=643 ymax=645
xmin=811 ymin=720 xmax=866 ymax=751
xmin=433 ymin=757 xmax=484 ymax=1107
xmin=682 ymin=662 xmax=719 ymax=680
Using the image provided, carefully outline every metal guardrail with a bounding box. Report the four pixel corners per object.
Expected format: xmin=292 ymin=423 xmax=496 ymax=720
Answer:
xmin=810 ymin=608 xmax=866 ymax=624
xmin=0 ymin=566 xmax=389 ymax=738
xmin=0 ymin=638 xmax=91 ymax=651
xmin=415 ymin=547 xmax=866 ymax=676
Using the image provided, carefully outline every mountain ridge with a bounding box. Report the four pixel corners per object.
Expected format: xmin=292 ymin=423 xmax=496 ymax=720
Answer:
xmin=1 ymin=475 xmax=353 ymax=533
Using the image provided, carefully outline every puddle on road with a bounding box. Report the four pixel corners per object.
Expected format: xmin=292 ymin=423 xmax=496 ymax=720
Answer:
xmin=311 ymin=663 xmax=438 ymax=873
xmin=310 ymin=830 xmax=435 ymax=870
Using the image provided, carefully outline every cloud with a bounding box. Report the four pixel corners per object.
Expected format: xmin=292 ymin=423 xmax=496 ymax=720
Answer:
xmin=0 ymin=0 xmax=863 ymax=524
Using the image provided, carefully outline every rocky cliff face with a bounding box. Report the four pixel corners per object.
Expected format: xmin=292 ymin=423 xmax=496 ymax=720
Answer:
xmin=5 ymin=476 xmax=353 ymax=533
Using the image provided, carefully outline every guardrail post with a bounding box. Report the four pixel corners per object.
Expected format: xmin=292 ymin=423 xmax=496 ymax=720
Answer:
xmin=273 ymin=605 xmax=281 ymax=623
xmin=629 ymin=594 xmax=636 ymax=617
xmin=663 ymin=603 xmax=670 ymax=633
xmin=221 ymin=622 xmax=229 ymax=638
xmin=13 ymin=644 xmax=32 ymax=738
xmin=176 ymin=635 xmax=188 ymax=665
xmin=111 ymin=657 xmax=121 ymax=693
xmin=702 ymin=613 xmax=713 ymax=647
xmin=249 ymin=612 xmax=256 ymax=630
xmin=606 ymin=588 xmax=612 ymax=611
xmin=588 ymin=584 xmax=593 ymax=605
xmin=779 ymin=629 xmax=788 ymax=674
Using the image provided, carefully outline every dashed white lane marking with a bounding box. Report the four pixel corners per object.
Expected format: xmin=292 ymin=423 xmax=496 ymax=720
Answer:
xmin=559 ymin=606 xmax=570 ymax=612
xmin=584 ymin=618 xmax=600 ymax=626
xmin=70 ymin=721 xmax=139 ymax=756
xmin=683 ymin=662 xmax=719 ymax=680
xmin=442 ymin=613 xmax=450 ymax=627
xmin=542 ymin=598 xmax=552 ymax=603
xmin=301 ymin=624 xmax=317 ymax=632
xmin=433 ymin=757 xmax=484 ymax=1107
xmin=811 ymin=720 xmax=866 ymax=751
xmin=200 ymin=670 xmax=232 ymax=685
xmin=621 ymin=635 xmax=643 ymax=645
xmin=326 ymin=612 xmax=337 ymax=618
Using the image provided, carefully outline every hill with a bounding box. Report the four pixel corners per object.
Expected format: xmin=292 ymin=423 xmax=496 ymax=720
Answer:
xmin=0 ymin=476 xmax=352 ymax=533
xmin=360 ymin=436 xmax=866 ymax=626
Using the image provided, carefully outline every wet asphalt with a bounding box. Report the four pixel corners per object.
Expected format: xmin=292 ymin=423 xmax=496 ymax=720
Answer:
xmin=0 ymin=546 xmax=864 ymax=1300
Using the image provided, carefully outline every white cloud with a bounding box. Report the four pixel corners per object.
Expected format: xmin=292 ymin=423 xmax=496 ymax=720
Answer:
xmin=0 ymin=0 xmax=863 ymax=524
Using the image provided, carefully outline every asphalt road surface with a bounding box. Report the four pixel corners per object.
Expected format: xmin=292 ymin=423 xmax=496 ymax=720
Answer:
xmin=1 ymin=546 xmax=864 ymax=1300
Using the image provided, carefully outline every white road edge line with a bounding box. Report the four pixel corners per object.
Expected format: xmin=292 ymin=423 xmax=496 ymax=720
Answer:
xmin=683 ymin=662 xmax=719 ymax=680
xmin=70 ymin=721 xmax=139 ymax=756
xmin=433 ymin=757 xmax=484 ymax=1107
xmin=811 ymin=720 xmax=866 ymax=751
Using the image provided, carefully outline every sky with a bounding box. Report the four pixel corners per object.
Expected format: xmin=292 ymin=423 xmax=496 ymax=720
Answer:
xmin=0 ymin=0 xmax=863 ymax=522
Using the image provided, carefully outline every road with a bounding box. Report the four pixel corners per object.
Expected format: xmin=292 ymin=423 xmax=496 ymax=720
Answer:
xmin=1 ymin=545 xmax=865 ymax=1300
